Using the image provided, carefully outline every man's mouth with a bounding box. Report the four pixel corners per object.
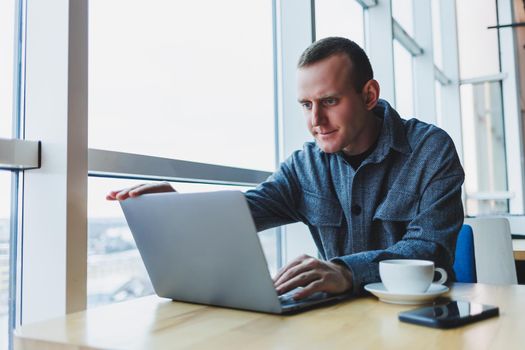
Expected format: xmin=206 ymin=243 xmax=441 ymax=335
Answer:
xmin=317 ymin=130 xmax=337 ymax=136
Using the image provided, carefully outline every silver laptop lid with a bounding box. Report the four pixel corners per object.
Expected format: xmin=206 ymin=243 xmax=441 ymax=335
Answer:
xmin=120 ymin=191 xmax=282 ymax=313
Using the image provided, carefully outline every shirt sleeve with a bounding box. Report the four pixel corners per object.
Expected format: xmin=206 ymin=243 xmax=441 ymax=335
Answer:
xmin=244 ymin=154 xmax=304 ymax=232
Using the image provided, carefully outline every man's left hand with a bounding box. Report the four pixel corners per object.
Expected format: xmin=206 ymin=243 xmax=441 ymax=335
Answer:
xmin=273 ymin=254 xmax=353 ymax=300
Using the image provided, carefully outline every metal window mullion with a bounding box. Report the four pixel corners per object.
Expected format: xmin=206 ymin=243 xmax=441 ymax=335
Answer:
xmin=88 ymin=149 xmax=272 ymax=186
xmin=365 ymin=0 xmax=395 ymax=103
xmin=276 ymin=0 xmax=313 ymax=158
xmin=466 ymin=191 xmax=514 ymax=201
xmin=21 ymin=0 xmax=87 ymax=324
xmin=412 ymin=0 xmax=436 ymax=124
xmin=276 ymin=0 xmax=318 ymax=263
xmin=460 ymin=73 xmax=507 ymax=85
xmin=438 ymin=0 xmax=463 ymax=164
xmin=434 ymin=66 xmax=451 ymax=85
xmin=498 ymin=0 xmax=525 ymax=214
xmin=8 ymin=171 xmax=20 ymax=350
xmin=356 ymin=0 xmax=378 ymax=9
xmin=271 ymin=0 xmax=283 ymax=269
xmin=9 ymin=2 xmax=27 ymax=345
xmin=12 ymin=0 xmax=26 ymax=140
xmin=392 ymin=19 xmax=424 ymax=56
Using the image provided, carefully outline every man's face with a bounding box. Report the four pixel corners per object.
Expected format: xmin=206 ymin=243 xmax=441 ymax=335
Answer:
xmin=297 ymin=53 xmax=371 ymax=155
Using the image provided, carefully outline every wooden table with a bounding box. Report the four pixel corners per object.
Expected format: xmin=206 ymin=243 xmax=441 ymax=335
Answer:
xmin=14 ymin=283 xmax=525 ymax=350
xmin=513 ymin=239 xmax=525 ymax=261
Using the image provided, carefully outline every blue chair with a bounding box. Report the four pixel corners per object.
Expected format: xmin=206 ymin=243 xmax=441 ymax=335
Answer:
xmin=453 ymin=224 xmax=477 ymax=283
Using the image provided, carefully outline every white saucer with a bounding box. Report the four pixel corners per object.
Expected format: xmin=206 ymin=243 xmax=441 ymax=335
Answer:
xmin=364 ymin=283 xmax=449 ymax=305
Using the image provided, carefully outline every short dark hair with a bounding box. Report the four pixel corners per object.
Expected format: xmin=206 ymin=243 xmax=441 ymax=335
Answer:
xmin=297 ymin=37 xmax=374 ymax=92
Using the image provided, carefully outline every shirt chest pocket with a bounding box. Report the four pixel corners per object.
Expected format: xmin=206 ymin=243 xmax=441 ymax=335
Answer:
xmin=373 ymin=190 xmax=419 ymax=222
xmin=298 ymin=191 xmax=343 ymax=227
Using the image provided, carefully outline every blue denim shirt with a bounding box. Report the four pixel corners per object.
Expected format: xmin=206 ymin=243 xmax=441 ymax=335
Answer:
xmin=245 ymin=99 xmax=465 ymax=294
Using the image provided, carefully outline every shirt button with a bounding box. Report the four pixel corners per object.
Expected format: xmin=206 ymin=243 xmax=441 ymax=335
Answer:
xmin=351 ymin=204 xmax=362 ymax=215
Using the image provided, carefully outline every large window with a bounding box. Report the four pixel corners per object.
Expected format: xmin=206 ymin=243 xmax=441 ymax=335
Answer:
xmin=88 ymin=0 xmax=275 ymax=171
xmin=456 ymin=0 xmax=511 ymax=215
xmin=431 ymin=0 xmax=443 ymax=70
xmin=87 ymin=0 xmax=278 ymax=310
xmin=456 ymin=0 xmax=500 ymax=79
xmin=315 ymin=0 xmax=364 ymax=46
xmin=392 ymin=0 xmax=414 ymax=37
xmin=461 ymin=81 xmax=508 ymax=215
xmin=393 ymin=40 xmax=414 ymax=117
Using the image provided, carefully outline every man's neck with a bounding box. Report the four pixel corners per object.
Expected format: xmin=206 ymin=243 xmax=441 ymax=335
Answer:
xmin=342 ymin=111 xmax=383 ymax=156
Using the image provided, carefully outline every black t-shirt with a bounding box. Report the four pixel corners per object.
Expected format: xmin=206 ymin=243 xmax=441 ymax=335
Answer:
xmin=342 ymin=137 xmax=380 ymax=170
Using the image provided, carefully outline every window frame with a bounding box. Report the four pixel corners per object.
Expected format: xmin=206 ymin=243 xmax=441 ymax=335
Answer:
xmin=2 ymin=0 xmax=29 ymax=348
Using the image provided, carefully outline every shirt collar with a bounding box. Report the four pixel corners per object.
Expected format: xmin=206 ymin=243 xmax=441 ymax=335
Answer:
xmin=369 ymin=99 xmax=412 ymax=162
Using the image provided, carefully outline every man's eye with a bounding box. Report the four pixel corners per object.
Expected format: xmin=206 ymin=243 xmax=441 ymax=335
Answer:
xmin=301 ymin=102 xmax=312 ymax=110
xmin=323 ymin=98 xmax=337 ymax=106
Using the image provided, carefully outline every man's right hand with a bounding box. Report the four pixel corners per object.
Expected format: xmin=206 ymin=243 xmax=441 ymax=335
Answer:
xmin=106 ymin=182 xmax=176 ymax=201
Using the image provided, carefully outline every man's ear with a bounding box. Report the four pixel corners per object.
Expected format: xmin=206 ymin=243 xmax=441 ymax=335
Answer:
xmin=362 ymin=79 xmax=380 ymax=111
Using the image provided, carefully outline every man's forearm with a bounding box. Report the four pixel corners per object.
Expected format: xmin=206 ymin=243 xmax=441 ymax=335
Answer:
xmin=331 ymin=239 xmax=447 ymax=295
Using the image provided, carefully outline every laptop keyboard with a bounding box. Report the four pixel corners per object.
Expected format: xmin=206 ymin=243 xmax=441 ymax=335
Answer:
xmin=278 ymin=287 xmax=329 ymax=305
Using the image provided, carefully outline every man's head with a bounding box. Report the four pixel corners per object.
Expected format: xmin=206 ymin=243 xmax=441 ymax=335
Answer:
xmin=298 ymin=37 xmax=373 ymax=93
xmin=297 ymin=37 xmax=380 ymax=155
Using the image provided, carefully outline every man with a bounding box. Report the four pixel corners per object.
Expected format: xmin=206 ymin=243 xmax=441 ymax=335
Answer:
xmin=107 ymin=37 xmax=464 ymax=301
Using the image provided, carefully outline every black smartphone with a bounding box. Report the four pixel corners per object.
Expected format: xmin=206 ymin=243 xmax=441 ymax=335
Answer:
xmin=398 ymin=301 xmax=499 ymax=329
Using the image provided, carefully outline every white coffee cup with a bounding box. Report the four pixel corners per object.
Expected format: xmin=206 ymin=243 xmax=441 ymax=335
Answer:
xmin=379 ymin=259 xmax=447 ymax=294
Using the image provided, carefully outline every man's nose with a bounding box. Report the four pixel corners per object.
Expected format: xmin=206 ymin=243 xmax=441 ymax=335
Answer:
xmin=311 ymin=104 xmax=325 ymax=127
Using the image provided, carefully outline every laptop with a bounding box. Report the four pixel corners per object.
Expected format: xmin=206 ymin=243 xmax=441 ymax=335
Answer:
xmin=119 ymin=190 xmax=350 ymax=314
